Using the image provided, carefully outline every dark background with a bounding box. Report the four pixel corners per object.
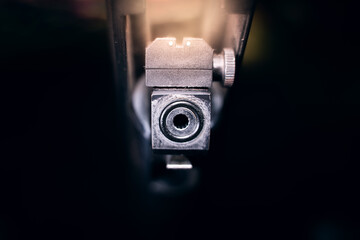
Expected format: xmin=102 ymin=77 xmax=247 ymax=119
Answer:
xmin=1 ymin=0 xmax=359 ymax=239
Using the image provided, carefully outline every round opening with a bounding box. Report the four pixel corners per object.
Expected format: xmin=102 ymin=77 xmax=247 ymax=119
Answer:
xmin=160 ymin=101 xmax=204 ymax=142
xmin=173 ymin=114 xmax=189 ymax=129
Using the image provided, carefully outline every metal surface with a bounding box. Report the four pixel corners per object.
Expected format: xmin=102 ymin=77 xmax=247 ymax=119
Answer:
xmin=166 ymin=155 xmax=193 ymax=169
xmin=160 ymin=101 xmax=203 ymax=142
xmin=146 ymin=37 xmax=214 ymax=152
xmin=213 ymin=48 xmax=236 ymax=87
xmin=223 ymin=48 xmax=236 ymax=86
xmin=131 ymin=77 xmax=226 ymax=136
xmin=146 ymin=38 xmax=213 ymax=88
xmin=151 ymin=89 xmax=211 ymax=151
xmin=145 ymin=37 xmax=238 ymax=151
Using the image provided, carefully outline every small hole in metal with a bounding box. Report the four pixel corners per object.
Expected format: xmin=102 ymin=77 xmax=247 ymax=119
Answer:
xmin=173 ymin=114 xmax=189 ymax=129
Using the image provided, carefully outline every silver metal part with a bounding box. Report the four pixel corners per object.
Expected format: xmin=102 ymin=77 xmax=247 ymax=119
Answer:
xmin=146 ymin=37 xmax=213 ymax=88
xmin=131 ymin=77 xmax=225 ymax=138
xmin=151 ymin=89 xmax=211 ymax=151
xmin=213 ymin=48 xmax=236 ymax=87
xmin=223 ymin=48 xmax=236 ymax=87
xmin=145 ymin=37 xmax=236 ymax=151
xmin=166 ymin=155 xmax=193 ymax=169
xmin=160 ymin=101 xmax=203 ymax=142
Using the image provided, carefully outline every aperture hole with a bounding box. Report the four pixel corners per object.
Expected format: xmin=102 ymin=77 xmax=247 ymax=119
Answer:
xmin=173 ymin=114 xmax=189 ymax=129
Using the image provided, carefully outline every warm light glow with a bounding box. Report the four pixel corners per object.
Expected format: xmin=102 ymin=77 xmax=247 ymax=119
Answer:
xmin=146 ymin=0 xmax=261 ymax=64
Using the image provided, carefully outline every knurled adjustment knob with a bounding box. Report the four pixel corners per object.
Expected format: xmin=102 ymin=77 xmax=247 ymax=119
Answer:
xmin=223 ymin=48 xmax=236 ymax=87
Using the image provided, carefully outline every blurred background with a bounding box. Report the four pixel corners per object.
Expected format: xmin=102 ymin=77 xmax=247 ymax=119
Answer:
xmin=1 ymin=0 xmax=359 ymax=239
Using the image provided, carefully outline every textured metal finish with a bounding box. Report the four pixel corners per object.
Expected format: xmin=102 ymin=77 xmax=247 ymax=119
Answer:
xmin=223 ymin=48 xmax=236 ymax=87
xmin=145 ymin=38 xmax=213 ymax=88
xmin=151 ymin=89 xmax=211 ymax=151
xmin=146 ymin=38 xmax=213 ymax=69
xmin=213 ymin=48 xmax=236 ymax=87
xmin=160 ymin=101 xmax=203 ymax=142
xmin=146 ymin=69 xmax=212 ymax=88
xmin=145 ymin=38 xmax=239 ymax=151
xmin=131 ymin=77 xmax=226 ymax=137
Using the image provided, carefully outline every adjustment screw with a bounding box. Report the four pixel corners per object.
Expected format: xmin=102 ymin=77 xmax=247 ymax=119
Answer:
xmin=223 ymin=48 xmax=235 ymax=87
xmin=213 ymin=48 xmax=236 ymax=87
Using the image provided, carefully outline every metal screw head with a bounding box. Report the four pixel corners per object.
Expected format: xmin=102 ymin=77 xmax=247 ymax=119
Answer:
xmin=212 ymin=48 xmax=236 ymax=87
xmin=223 ymin=48 xmax=236 ymax=87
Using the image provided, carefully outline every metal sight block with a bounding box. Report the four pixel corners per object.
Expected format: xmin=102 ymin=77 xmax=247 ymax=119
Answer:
xmin=146 ymin=37 xmax=214 ymax=88
xmin=151 ymin=89 xmax=211 ymax=152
